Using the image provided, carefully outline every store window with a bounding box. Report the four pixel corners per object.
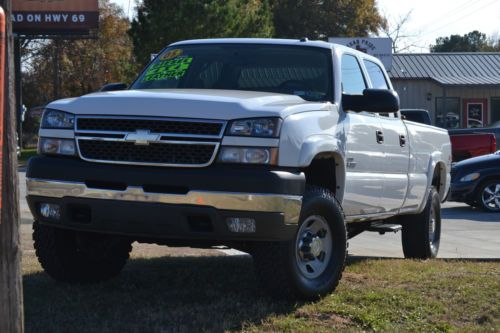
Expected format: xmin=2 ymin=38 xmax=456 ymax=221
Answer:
xmin=490 ymin=97 xmax=500 ymax=126
xmin=463 ymin=99 xmax=488 ymax=128
xmin=435 ymin=97 xmax=460 ymax=129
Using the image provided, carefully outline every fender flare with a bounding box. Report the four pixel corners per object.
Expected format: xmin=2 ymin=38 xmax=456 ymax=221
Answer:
xmin=418 ymin=154 xmax=448 ymax=212
xmin=297 ymin=135 xmax=346 ymax=202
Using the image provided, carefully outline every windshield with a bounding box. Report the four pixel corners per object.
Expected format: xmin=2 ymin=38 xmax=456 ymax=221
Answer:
xmin=131 ymin=44 xmax=333 ymax=102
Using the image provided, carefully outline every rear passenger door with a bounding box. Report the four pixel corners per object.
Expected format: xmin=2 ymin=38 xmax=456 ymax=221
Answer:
xmin=342 ymin=54 xmax=385 ymax=216
xmin=363 ymin=59 xmax=410 ymax=213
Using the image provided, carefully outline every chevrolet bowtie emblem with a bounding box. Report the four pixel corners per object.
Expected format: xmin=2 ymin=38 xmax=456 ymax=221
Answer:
xmin=125 ymin=130 xmax=161 ymax=146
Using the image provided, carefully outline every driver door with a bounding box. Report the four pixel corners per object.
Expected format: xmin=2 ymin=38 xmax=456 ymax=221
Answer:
xmin=341 ymin=54 xmax=385 ymax=216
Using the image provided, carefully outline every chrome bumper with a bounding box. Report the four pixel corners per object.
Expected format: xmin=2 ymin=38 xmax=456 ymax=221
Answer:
xmin=27 ymin=178 xmax=302 ymax=224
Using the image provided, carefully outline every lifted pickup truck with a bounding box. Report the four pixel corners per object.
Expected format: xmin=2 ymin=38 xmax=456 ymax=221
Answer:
xmin=27 ymin=39 xmax=451 ymax=299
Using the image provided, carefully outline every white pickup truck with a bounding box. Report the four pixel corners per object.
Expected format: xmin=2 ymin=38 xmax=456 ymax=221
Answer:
xmin=27 ymin=38 xmax=451 ymax=299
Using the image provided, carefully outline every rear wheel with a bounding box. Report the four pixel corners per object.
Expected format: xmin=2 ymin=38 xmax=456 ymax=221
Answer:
xmin=401 ymin=188 xmax=441 ymax=259
xmin=33 ymin=221 xmax=132 ymax=283
xmin=476 ymin=179 xmax=500 ymax=212
xmin=251 ymin=186 xmax=347 ymax=300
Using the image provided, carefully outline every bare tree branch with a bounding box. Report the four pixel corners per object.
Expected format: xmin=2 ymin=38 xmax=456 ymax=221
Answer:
xmin=380 ymin=10 xmax=426 ymax=53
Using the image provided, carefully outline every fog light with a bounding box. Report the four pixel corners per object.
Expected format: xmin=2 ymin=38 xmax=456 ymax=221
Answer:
xmin=218 ymin=147 xmax=278 ymax=165
xmin=40 ymin=203 xmax=61 ymax=220
xmin=39 ymin=138 xmax=76 ymax=156
xmin=226 ymin=217 xmax=256 ymax=233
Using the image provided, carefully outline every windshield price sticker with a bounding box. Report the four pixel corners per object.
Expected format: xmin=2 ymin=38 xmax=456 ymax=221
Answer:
xmin=142 ymin=56 xmax=193 ymax=82
xmin=161 ymin=49 xmax=183 ymax=60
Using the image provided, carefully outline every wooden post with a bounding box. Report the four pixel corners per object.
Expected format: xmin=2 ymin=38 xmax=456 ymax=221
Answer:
xmin=0 ymin=0 xmax=24 ymax=331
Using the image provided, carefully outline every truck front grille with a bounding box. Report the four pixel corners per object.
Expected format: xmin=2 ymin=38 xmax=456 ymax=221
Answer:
xmin=78 ymin=140 xmax=216 ymax=166
xmin=75 ymin=116 xmax=225 ymax=167
xmin=77 ymin=117 xmax=223 ymax=136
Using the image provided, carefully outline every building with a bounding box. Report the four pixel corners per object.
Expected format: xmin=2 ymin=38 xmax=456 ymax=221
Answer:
xmin=388 ymin=53 xmax=500 ymax=129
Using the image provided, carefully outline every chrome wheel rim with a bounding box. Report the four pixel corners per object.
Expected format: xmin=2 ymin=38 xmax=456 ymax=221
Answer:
xmin=482 ymin=183 xmax=500 ymax=211
xmin=295 ymin=215 xmax=332 ymax=279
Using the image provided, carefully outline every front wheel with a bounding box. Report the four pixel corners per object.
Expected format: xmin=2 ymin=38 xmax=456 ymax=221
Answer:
xmin=33 ymin=221 xmax=132 ymax=283
xmin=251 ymin=186 xmax=347 ymax=300
xmin=476 ymin=179 xmax=500 ymax=212
xmin=401 ymin=188 xmax=441 ymax=259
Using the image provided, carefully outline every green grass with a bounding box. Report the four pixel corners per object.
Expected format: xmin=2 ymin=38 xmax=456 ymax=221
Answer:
xmin=22 ymin=252 xmax=500 ymax=333
xmin=19 ymin=148 xmax=38 ymax=166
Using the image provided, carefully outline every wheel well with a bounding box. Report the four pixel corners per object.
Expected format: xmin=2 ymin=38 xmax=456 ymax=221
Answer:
xmin=432 ymin=162 xmax=447 ymax=199
xmin=475 ymin=176 xmax=500 ymax=192
xmin=302 ymin=153 xmax=344 ymax=202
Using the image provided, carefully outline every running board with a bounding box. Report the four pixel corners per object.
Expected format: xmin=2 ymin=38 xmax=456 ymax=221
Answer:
xmin=366 ymin=223 xmax=402 ymax=235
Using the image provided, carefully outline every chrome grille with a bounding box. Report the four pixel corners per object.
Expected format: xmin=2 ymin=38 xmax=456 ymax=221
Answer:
xmin=75 ymin=116 xmax=225 ymax=167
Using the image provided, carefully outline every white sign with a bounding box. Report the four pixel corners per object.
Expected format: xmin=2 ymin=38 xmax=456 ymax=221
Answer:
xmin=328 ymin=37 xmax=393 ymax=70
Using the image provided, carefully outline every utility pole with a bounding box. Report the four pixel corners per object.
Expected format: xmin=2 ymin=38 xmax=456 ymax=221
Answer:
xmin=53 ymin=38 xmax=60 ymax=100
xmin=14 ymin=36 xmax=21 ymax=148
xmin=0 ymin=0 xmax=24 ymax=331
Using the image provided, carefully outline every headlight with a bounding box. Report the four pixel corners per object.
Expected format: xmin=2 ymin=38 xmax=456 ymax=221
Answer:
xmin=227 ymin=118 xmax=281 ymax=137
xmin=39 ymin=138 xmax=76 ymax=156
xmin=41 ymin=109 xmax=75 ymax=129
xmin=218 ymin=147 xmax=278 ymax=165
xmin=460 ymin=172 xmax=480 ymax=182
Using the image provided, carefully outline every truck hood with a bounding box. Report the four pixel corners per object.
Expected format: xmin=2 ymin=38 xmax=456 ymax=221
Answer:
xmin=47 ymin=89 xmax=333 ymax=120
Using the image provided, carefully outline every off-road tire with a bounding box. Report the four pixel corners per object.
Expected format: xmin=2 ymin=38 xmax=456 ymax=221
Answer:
xmin=33 ymin=221 xmax=132 ymax=283
xmin=251 ymin=186 xmax=347 ymax=300
xmin=401 ymin=188 xmax=441 ymax=259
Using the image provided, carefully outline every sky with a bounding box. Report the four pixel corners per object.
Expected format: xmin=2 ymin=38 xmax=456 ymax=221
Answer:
xmin=110 ymin=0 xmax=500 ymax=52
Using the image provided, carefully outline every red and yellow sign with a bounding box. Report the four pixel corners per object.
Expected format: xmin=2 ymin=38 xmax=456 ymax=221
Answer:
xmin=13 ymin=0 xmax=99 ymax=35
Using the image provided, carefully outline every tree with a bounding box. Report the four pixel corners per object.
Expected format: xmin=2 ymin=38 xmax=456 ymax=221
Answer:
xmin=430 ymin=30 xmax=499 ymax=52
xmin=270 ymin=0 xmax=386 ymax=40
xmin=0 ymin=0 xmax=24 ymax=331
xmin=129 ymin=0 xmax=274 ymax=66
xmin=381 ymin=10 xmax=423 ymax=53
xmin=22 ymin=0 xmax=137 ymax=108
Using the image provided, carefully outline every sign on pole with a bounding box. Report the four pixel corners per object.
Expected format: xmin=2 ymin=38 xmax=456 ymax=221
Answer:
xmin=328 ymin=37 xmax=393 ymax=70
xmin=12 ymin=0 xmax=99 ymax=36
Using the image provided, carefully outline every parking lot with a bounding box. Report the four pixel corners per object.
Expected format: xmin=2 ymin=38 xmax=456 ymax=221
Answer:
xmin=19 ymin=169 xmax=499 ymax=259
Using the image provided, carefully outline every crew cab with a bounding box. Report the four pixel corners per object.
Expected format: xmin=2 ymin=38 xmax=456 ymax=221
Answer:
xmin=27 ymin=39 xmax=451 ymax=299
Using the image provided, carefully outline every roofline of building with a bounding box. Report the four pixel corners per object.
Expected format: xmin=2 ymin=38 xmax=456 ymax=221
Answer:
xmin=389 ymin=77 xmax=500 ymax=87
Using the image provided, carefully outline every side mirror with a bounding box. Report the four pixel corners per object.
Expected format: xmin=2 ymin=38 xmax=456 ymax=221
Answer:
xmin=99 ymin=83 xmax=128 ymax=92
xmin=342 ymin=89 xmax=400 ymax=113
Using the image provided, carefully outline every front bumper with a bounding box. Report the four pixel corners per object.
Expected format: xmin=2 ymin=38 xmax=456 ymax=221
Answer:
xmin=26 ymin=156 xmax=305 ymax=241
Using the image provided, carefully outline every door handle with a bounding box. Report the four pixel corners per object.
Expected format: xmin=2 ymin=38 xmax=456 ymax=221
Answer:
xmin=399 ymin=134 xmax=406 ymax=147
xmin=376 ymin=130 xmax=384 ymax=144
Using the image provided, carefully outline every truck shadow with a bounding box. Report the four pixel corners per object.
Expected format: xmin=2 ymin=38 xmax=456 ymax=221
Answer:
xmin=23 ymin=255 xmax=298 ymax=333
